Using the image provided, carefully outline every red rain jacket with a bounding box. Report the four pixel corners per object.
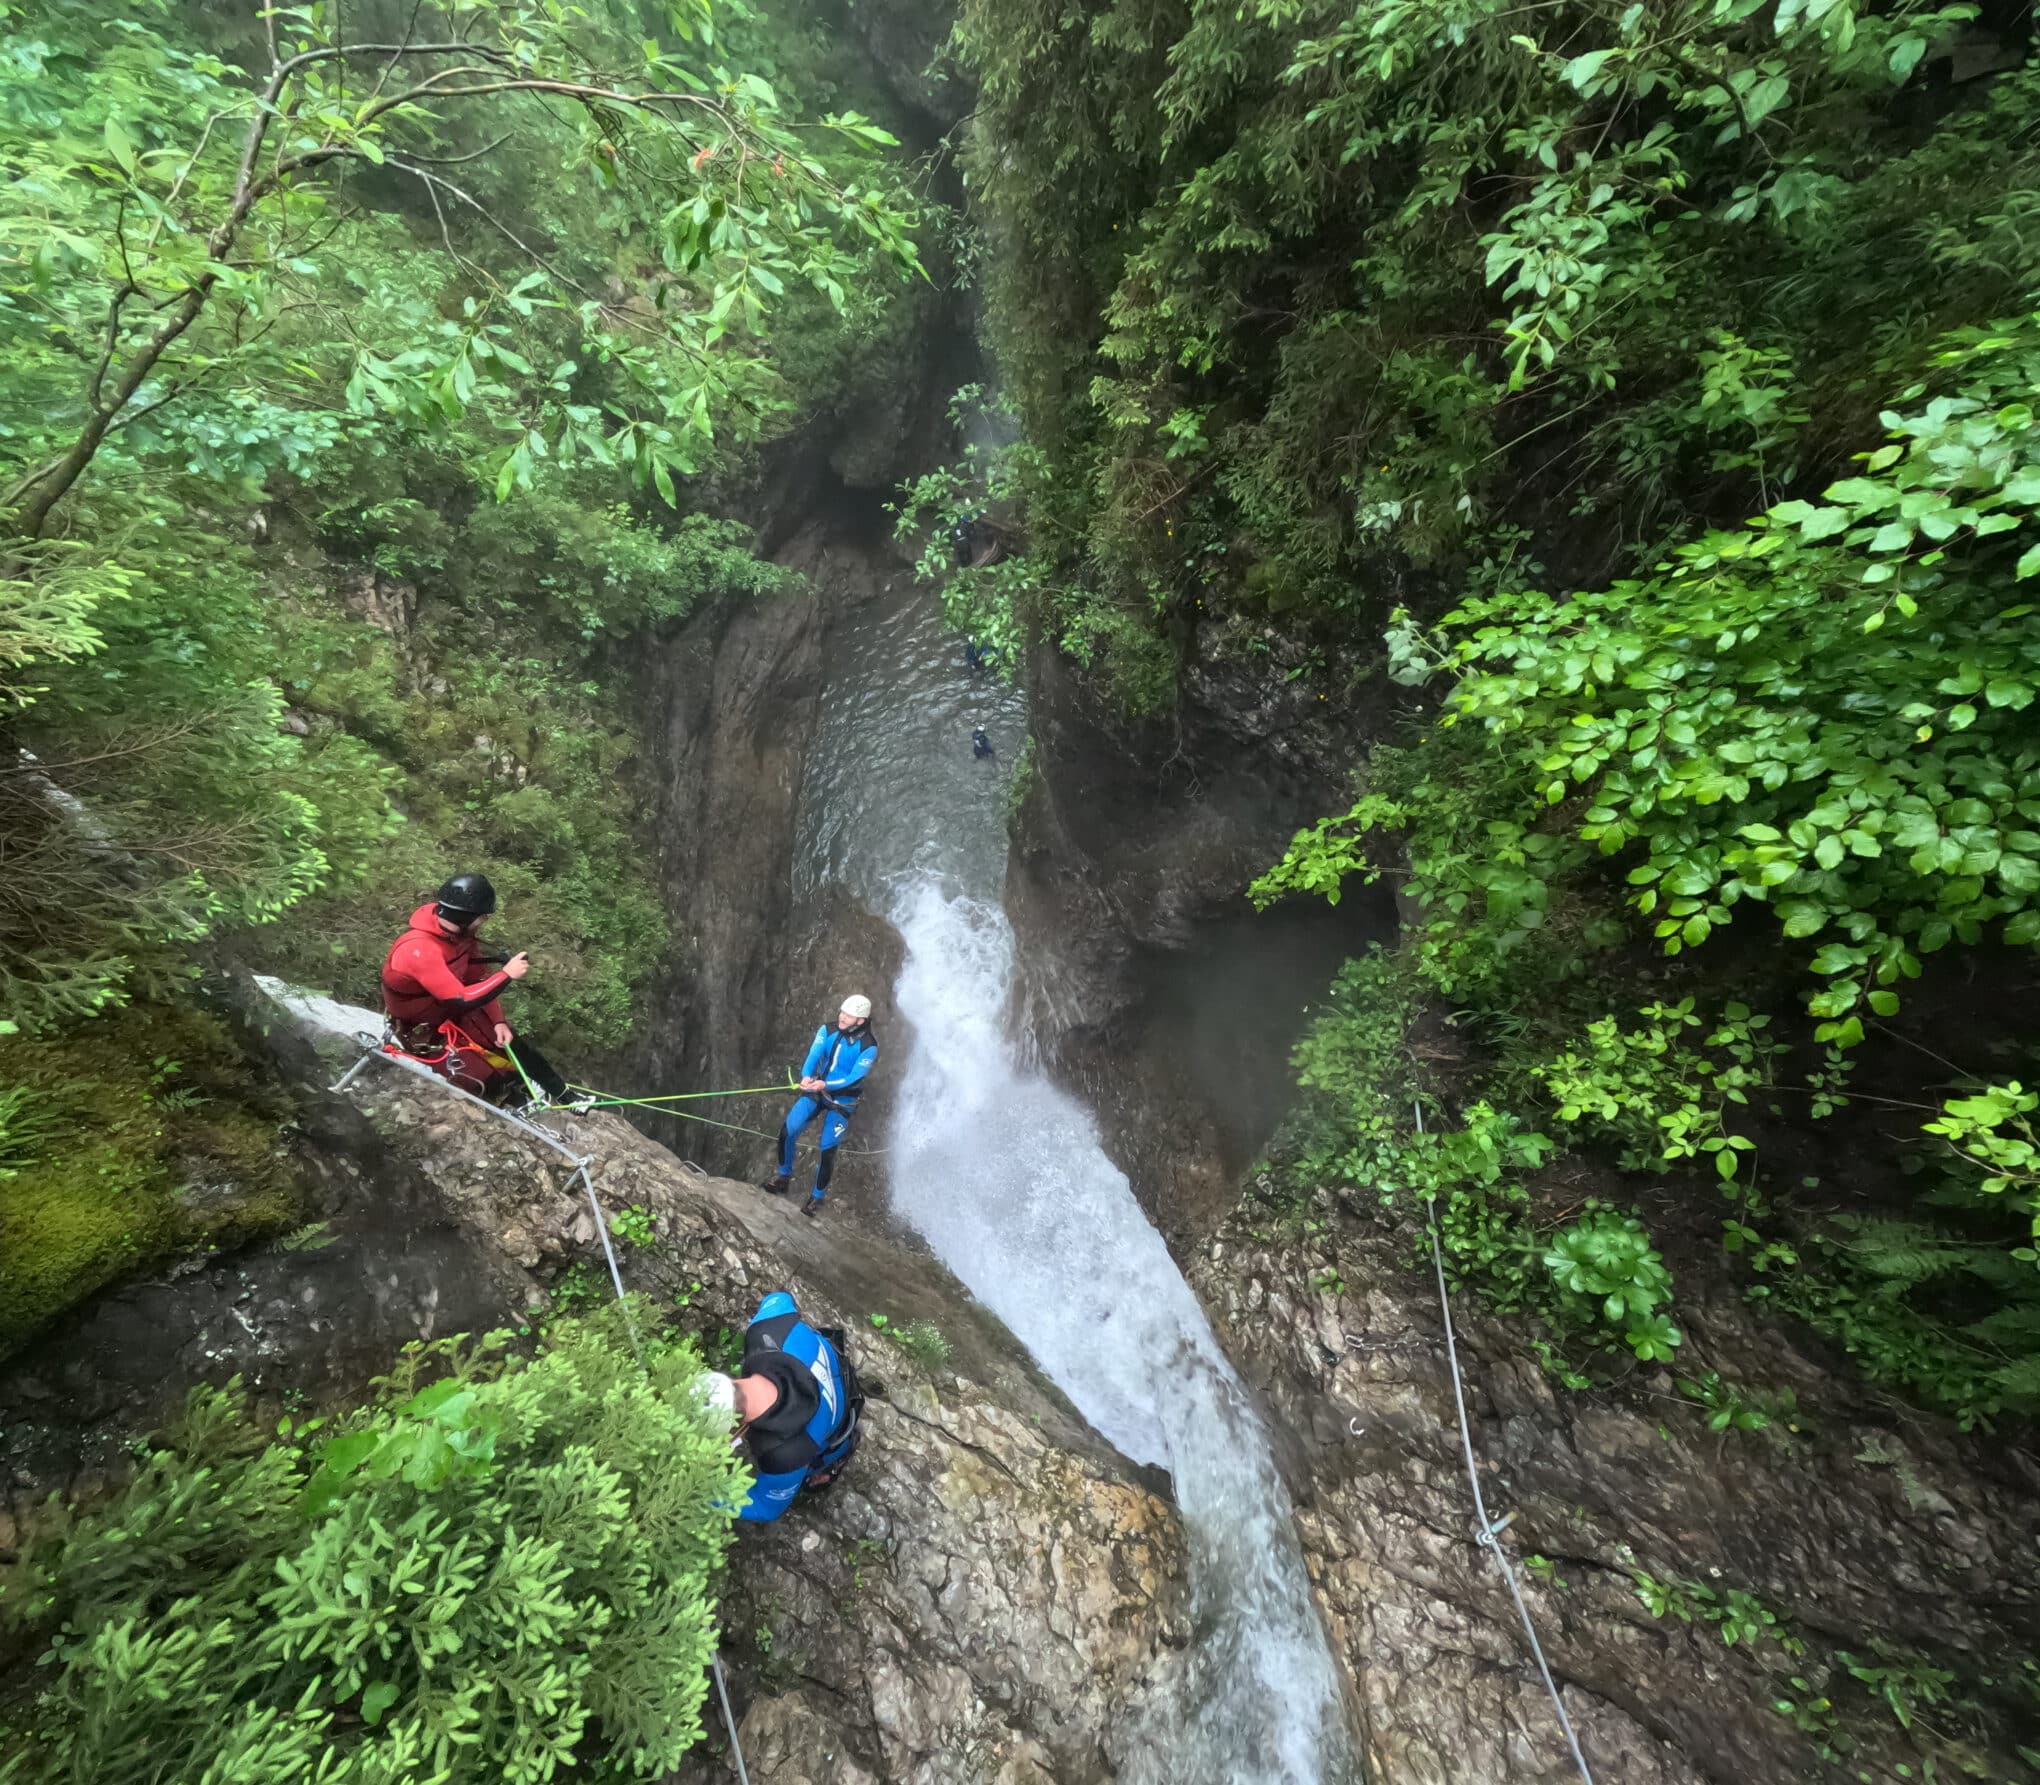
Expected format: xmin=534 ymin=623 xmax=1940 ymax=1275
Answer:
xmin=381 ymin=903 xmax=512 ymax=1044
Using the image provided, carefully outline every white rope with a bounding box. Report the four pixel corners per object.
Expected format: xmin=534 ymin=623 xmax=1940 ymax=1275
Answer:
xmin=328 ymin=1047 xmax=648 ymax=1355
xmin=332 ymin=1040 xmax=754 ymax=1782
xmin=1415 ymin=1098 xmax=1597 ymax=1785
xmin=573 ymin=1155 xmax=643 ymax=1361
xmin=711 ymin=1653 xmax=752 ymax=1785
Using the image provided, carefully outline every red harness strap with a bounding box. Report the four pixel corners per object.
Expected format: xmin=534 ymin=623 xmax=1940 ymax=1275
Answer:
xmin=382 ymin=1021 xmax=510 ymax=1094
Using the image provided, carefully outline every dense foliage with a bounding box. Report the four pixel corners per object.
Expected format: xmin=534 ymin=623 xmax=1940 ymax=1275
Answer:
xmin=0 ymin=0 xmax=927 ymax=1345
xmin=0 ymin=0 xmax=922 ymax=1036
xmin=953 ymin=0 xmax=2040 ymax=1418
xmin=0 ymin=1310 xmax=745 ymax=1783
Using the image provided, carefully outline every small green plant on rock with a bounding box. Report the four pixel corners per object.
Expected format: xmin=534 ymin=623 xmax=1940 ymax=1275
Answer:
xmin=610 ymin=1206 xmax=657 ymax=1250
xmin=1543 ymin=1209 xmax=1683 ymax=1362
xmin=1841 ymin=1643 xmax=1958 ymax=1732
xmin=710 ymin=1325 xmax=744 ymax=1374
xmin=895 ymin=1321 xmax=951 ymax=1368
xmin=874 ymin=1316 xmax=951 ymax=1370
xmin=1677 ymin=1371 xmax=1796 ymax=1435
xmin=843 ymin=1536 xmax=886 ymax=1597
xmin=1772 ymin=1678 xmax=1840 ymax=1757
xmin=1631 ymin=1567 xmax=1802 ymax=1655
xmin=548 ymin=1261 xmax=599 ymax=1312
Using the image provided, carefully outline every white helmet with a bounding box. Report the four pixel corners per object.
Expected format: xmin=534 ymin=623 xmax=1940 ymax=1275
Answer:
xmin=840 ymin=993 xmax=872 ymax=1021
xmin=694 ymin=1371 xmax=737 ymax=1420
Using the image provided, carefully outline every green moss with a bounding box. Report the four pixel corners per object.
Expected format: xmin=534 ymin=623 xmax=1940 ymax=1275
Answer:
xmin=0 ymin=1006 xmax=304 ymax=1358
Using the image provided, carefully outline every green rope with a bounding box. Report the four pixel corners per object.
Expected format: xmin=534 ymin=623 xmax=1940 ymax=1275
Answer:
xmin=566 ymin=1079 xmax=790 ymax=1106
xmin=576 ymin=1091 xmax=779 ymax=1142
xmin=505 ymin=1040 xmax=546 ymax=1106
xmin=565 ymin=1081 xmax=892 ymax=1159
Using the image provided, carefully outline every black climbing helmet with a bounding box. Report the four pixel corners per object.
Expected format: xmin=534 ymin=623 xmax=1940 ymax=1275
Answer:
xmin=434 ymin=871 xmax=496 ymax=923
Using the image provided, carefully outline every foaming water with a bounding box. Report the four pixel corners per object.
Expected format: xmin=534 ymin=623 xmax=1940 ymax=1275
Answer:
xmin=793 ymin=572 xmax=1351 ymax=1782
xmin=887 ymin=881 xmax=1351 ymax=1784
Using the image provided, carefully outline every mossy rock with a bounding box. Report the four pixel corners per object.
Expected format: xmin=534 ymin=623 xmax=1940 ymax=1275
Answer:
xmin=0 ymin=1004 xmax=305 ymax=1358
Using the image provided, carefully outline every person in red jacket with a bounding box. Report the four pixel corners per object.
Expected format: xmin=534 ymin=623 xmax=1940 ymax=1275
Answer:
xmin=380 ymin=872 xmax=566 ymax=1103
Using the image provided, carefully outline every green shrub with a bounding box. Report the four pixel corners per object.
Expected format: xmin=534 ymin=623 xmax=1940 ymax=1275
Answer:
xmin=0 ymin=1309 xmax=745 ymax=1783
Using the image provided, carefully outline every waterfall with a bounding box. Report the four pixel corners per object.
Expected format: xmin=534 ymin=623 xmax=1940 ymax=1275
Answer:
xmin=887 ymin=881 xmax=1351 ymax=1783
xmin=794 ymin=575 xmax=1352 ymax=1782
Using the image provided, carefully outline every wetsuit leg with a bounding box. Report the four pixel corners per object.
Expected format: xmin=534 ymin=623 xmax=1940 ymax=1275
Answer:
xmin=779 ymin=1096 xmax=820 ymax=1176
xmin=811 ymin=1108 xmax=851 ymax=1201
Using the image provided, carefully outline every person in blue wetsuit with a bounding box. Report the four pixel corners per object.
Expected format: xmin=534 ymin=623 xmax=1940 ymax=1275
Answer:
xmin=760 ymin=993 xmax=878 ymax=1216
xmin=701 ymin=1292 xmax=864 ymax=1522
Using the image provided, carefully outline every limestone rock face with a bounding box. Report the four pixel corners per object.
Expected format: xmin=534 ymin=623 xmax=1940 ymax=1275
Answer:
xmin=1188 ymin=1200 xmax=2040 ymax=1784
xmin=301 ymin=1037 xmax=1193 ymax=1784
xmin=6 ymin=980 xmax=1193 ymax=1783
xmin=834 ymin=0 xmax=971 ymax=136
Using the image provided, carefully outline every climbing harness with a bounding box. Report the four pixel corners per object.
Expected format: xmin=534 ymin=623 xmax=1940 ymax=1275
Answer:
xmin=1416 ymin=1099 xmax=1598 ymax=1785
xmin=329 ymin=1034 xmax=755 ymax=1781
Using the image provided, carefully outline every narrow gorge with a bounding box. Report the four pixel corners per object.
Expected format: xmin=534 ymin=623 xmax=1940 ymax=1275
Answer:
xmin=4 ymin=0 xmax=2039 ymax=1782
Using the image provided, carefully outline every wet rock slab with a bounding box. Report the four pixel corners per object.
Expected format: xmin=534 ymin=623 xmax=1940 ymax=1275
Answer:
xmin=344 ymin=1064 xmax=1194 ymax=1783
xmin=1191 ymin=1199 xmax=2040 ymax=1784
xmin=0 ymin=971 xmax=1196 ymax=1784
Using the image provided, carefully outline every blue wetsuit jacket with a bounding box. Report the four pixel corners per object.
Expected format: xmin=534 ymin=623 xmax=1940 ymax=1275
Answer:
xmin=801 ymin=1022 xmax=878 ymax=1108
xmin=777 ymin=1021 xmax=880 ymax=1192
xmin=737 ymin=1292 xmax=859 ymax=1522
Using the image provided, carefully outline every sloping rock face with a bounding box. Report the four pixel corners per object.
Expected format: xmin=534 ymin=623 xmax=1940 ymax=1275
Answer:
xmin=1188 ymin=1191 xmax=2040 ymax=1784
xmin=232 ymin=1004 xmax=1193 ymax=1784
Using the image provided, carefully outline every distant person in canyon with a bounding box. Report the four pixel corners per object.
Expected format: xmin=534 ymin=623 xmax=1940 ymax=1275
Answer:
xmin=379 ymin=871 xmax=567 ymax=1105
xmin=699 ymin=1290 xmax=864 ymax=1520
xmin=761 ymin=994 xmax=879 ymax=1215
xmin=951 ymin=510 xmax=981 ymax=568
xmin=972 ymin=724 xmax=994 ymax=759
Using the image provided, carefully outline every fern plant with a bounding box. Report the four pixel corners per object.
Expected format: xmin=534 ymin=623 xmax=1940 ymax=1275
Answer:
xmin=0 ymin=1306 xmax=745 ymax=1783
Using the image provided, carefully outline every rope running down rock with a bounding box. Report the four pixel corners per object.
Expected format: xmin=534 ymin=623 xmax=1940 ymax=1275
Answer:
xmin=1415 ymin=1098 xmax=1597 ymax=1785
xmin=329 ymin=1040 xmax=755 ymax=1781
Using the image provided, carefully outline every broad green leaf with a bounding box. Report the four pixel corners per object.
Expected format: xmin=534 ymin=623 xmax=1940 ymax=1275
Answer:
xmin=104 ymin=116 xmax=138 ymax=176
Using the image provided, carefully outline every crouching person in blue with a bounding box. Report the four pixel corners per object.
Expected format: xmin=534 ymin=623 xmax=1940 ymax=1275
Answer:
xmin=760 ymin=993 xmax=878 ymax=1216
xmin=701 ymin=1292 xmax=864 ymax=1521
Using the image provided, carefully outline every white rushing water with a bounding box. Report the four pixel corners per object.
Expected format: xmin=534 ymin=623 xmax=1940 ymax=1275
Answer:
xmin=798 ymin=577 xmax=1352 ymax=1783
xmin=888 ymin=882 xmax=1352 ymax=1783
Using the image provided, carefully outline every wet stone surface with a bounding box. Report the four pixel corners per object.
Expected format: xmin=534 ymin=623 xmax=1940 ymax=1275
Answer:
xmin=0 ymin=986 xmax=1195 ymax=1783
xmin=1189 ymin=1193 xmax=2040 ymax=1785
